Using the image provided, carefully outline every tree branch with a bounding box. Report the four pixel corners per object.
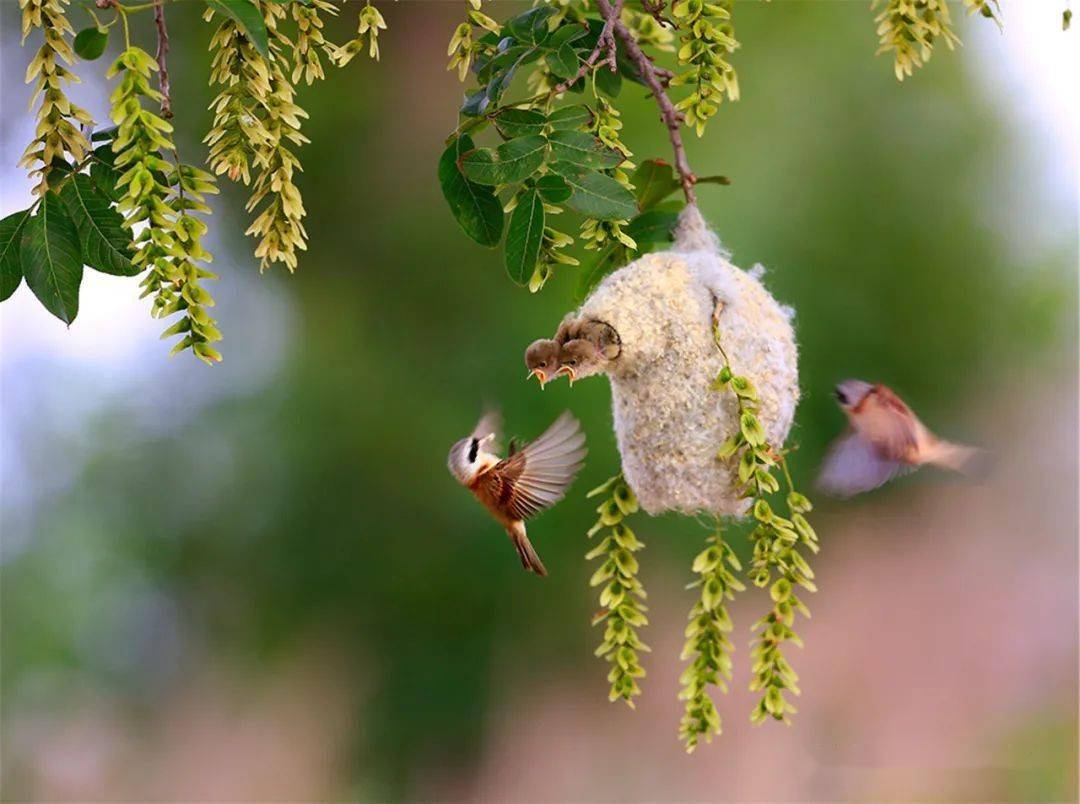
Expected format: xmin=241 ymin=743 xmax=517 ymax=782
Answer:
xmin=641 ymin=0 xmax=673 ymax=28
xmin=553 ymin=0 xmax=623 ymax=94
xmin=596 ymin=0 xmax=697 ymax=204
xmin=153 ymin=0 xmax=173 ymax=119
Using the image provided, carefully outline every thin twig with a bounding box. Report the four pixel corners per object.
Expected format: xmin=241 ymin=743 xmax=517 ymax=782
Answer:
xmin=641 ymin=0 xmax=673 ymax=28
xmin=596 ymin=0 xmax=697 ymax=204
xmin=153 ymin=0 xmax=173 ymax=118
xmin=553 ymin=0 xmax=623 ymax=94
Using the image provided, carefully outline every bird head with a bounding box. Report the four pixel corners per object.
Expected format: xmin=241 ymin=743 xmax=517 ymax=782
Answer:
xmin=447 ymin=431 xmax=497 ymax=485
xmin=525 ymin=339 xmax=562 ymax=388
xmin=834 ymin=379 xmax=875 ymax=414
xmin=557 ymin=338 xmax=603 ymax=385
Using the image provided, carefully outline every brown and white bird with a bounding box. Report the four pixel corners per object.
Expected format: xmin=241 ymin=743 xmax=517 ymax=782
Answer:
xmin=447 ymin=410 xmax=587 ymax=576
xmin=817 ymin=379 xmax=981 ymax=498
xmin=524 ymin=339 xmax=563 ymax=388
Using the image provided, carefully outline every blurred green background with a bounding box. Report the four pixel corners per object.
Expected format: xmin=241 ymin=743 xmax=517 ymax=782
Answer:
xmin=1 ymin=1 xmax=1076 ymax=801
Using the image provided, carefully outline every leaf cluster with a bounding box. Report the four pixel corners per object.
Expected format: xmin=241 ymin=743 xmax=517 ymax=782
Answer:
xmin=670 ymin=0 xmax=739 ymax=136
xmin=110 ymin=46 xmax=222 ymax=362
xmin=711 ymin=327 xmax=820 ymax=726
xmin=585 ymin=474 xmax=650 ymax=707
xmin=872 ymin=0 xmax=1000 ymax=81
xmin=678 ymin=525 xmax=744 ymax=752
xmin=1 ymin=138 xmax=140 ymax=325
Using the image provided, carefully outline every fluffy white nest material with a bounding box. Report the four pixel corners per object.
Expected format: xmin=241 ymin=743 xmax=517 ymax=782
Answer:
xmin=576 ymin=205 xmax=799 ymax=516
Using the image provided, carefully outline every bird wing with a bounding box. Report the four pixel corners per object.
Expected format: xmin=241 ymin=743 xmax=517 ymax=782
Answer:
xmin=478 ymin=411 xmax=587 ymax=521
xmin=861 ymin=386 xmax=920 ymax=461
xmin=817 ymin=430 xmax=909 ymax=498
xmin=471 ymin=408 xmax=502 ymax=451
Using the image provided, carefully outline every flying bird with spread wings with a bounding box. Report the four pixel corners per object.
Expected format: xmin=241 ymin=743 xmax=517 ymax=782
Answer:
xmin=447 ymin=410 xmax=586 ymax=577
xmin=818 ymin=379 xmax=982 ymax=498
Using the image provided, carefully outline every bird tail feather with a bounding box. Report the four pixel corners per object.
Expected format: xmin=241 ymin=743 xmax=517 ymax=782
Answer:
xmin=510 ymin=525 xmax=548 ymax=577
xmin=926 ymin=440 xmax=988 ymax=476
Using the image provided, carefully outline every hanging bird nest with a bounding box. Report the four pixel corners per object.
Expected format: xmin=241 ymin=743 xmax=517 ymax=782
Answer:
xmin=567 ymin=205 xmax=799 ymax=516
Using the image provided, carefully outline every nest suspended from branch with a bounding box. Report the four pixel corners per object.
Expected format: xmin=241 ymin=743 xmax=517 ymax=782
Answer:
xmin=571 ymin=205 xmax=799 ymax=516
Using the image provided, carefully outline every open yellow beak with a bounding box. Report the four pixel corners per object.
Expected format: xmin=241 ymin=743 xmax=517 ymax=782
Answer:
xmin=528 ymin=368 xmax=548 ymax=389
xmin=556 ymin=366 xmax=576 ymax=386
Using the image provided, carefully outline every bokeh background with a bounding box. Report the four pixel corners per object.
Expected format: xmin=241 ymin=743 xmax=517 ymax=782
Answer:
xmin=1 ymin=1 xmax=1077 ymax=801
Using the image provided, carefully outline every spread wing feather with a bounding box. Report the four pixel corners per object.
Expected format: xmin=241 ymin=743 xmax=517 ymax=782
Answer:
xmin=483 ymin=412 xmax=586 ymax=521
xmin=817 ymin=430 xmax=910 ymax=498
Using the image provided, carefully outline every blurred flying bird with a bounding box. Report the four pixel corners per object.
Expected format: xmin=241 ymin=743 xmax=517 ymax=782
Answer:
xmin=447 ymin=410 xmax=587 ymax=576
xmin=818 ymin=379 xmax=982 ymax=498
xmin=524 ymin=339 xmax=562 ymax=388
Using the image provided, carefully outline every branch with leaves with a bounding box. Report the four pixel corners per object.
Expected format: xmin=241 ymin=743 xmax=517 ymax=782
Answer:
xmin=3 ymin=0 xmax=1024 ymax=361
xmin=4 ymin=0 xmax=386 ymax=361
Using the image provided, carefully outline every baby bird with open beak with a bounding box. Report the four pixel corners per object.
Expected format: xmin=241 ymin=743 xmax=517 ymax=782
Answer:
xmin=557 ymin=320 xmax=621 ymax=384
xmin=817 ymin=379 xmax=983 ymax=498
xmin=524 ymin=339 xmax=562 ymax=388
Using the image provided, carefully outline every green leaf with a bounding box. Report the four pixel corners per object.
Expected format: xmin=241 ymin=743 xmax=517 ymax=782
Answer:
xmin=90 ymin=126 xmax=118 ymax=143
xmin=476 ymin=45 xmax=530 ymax=86
xmin=536 ymin=174 xmax=571 ymax=203
xmin=576 ymin=244 xmax=619 ymax=300
xmin=549 ymin=163 xmax=636 ymax=219
xmin=631 ymin=159 xmax=680 ymax=210
xmin=626 ymin=208 xmax=679 ymax=246
xmin=438 ymin=135 xmax=503 ymax=247
xmin=493 ymin=108 xmax=547 ymax=139
xmin=0 ymin=209 xmax=31 ymax=301
xmin=504 ymin=189 xmax=544 ymax=286
xmin=595 ymin=64 xmax=622 ymax=98
xmin=548 ymin=22 xmax=588 ymax=48
xmin=546 ymin=43 xmax=579 ymax=80
xmin=715 ymin=434 xmax=741 ymax=461
xmin=548 ymin=130 xmax=624 ymax=169
xmin=20 ymin=193 xmax=83 ymax=324
xmin=458 ymin=135 xmax=548 ymax=186
xmin=90 ymin=154 xmax=122 ymax=203
xmin=698 ymin=174 xmax=732 ymax=188
xmin=58 ymin=173 xmax=138 ymax=276
xmin=505 ymin=6 xmax=555 ymax=44
xmin=548 ymin=105 xmax=593 ymax=130
xmin=205 ymin=0 xmax=269 ymax=57
xmin=73 ymin=26 xmax=109 ymax=60
xmin=461 ymin=88 xmax=491 ymax=118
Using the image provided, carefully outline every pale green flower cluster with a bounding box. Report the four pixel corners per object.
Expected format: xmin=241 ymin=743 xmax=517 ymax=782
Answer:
xmin=586 ymin=475 xmax=650 ymax=707
xmin=670 ymin=0 xmax=739 ymax=137
xmin=447 ymin=0 xmax=500 ymax=81
xmin=19 ymin=0 xmax=93 ymax=196
xmin=678 ymin=525 xmax=743 ymax=751
xmin=109 ymin=47 xmax=221 ymax=363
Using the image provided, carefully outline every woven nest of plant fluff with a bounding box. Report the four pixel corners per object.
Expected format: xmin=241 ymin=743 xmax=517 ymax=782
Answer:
xmin=573 ymin=205 xmax=799 ymax=516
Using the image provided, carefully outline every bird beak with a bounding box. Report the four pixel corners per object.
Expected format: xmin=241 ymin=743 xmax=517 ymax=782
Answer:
xmin=528 ymin=368 xmax=547 ymax=389
xmin=557 ymin=366 xmax=576 ymax=386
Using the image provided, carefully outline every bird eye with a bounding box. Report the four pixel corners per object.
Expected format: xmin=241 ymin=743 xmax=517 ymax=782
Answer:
xmin=568 ymin=359 xmax=578 ymax=367
xmin=835 ymin=389 xmax=848 ymax=405
xmin=467 ymin=438 xmax=478 ymax=462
